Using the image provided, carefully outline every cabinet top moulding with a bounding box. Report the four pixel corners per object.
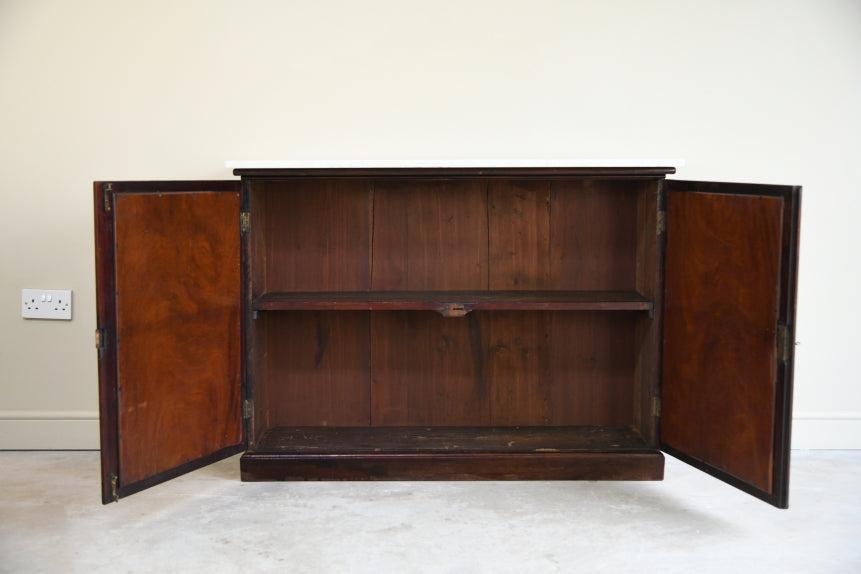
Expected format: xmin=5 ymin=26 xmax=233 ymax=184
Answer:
xmin=227 ymin=159 xmax=683 ymax=179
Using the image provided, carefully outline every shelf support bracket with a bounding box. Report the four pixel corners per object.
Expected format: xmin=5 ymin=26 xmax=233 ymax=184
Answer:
xmin=438 ymin=303 xmax=470 ymax=318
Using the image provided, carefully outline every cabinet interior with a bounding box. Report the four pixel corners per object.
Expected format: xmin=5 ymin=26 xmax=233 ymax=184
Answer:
xmin=246 ymin=177 xmax=661 ymax=454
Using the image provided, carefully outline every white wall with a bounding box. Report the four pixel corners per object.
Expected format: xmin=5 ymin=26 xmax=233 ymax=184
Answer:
xmin=1 ymin=0 xmax=859 ymax=449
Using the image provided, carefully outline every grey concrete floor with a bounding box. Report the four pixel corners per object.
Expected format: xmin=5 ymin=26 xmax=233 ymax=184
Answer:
xmin=1 ymin=450 xmax=859 ymax=573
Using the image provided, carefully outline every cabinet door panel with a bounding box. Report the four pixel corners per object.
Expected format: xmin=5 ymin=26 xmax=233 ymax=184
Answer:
xmin=95 ymin=181 xmax=244 ymax=503
xmin=661 ymin=180 xmax=800 ymax=508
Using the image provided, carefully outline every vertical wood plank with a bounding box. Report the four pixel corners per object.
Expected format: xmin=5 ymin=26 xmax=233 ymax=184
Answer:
xmin=264 ymin=311 xmax=370 ymax=427
xmin=263 ymin=180 xmax=370 ymax=292
xmin=371 ymin=312 xmax=491 ymax=426
xmin=488 ymin=181 xmax=551 ymax=289
xmin=549 ymin=180 xmax=637 ymax=290
xmin=371 ymin=181 xmax=488 ymax=290
xmin=483 ymin=312 xmax=551 ymax=425
xmin=548 ymin=312 xmax=635 ymax=425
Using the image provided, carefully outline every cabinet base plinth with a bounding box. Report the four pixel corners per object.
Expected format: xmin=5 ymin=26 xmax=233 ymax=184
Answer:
xmin=240 ymin=451 xmax=665 ymax=481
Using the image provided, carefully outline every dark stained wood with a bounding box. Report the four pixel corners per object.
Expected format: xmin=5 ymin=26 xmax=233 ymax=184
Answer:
xmin=488 ymin=180 xmax=552 ymax=289
xmin=95 ymin=168 xmax=799 ymax=506
xmin=371 ymin=311 xmax=491 ymax=425
xmin=261 ymin=311 xmax=370 ymax=427
xmin=549 ymin=312 xmax=636 ymax=425
xmin=549 ymin=180 xmax=638 ymax=290
xmin=243 ymin=422 xmax=663 ymax=481
xmin=370 ymin=310 xmax=638 ymax=427
xmin=483 ymin=313 xmax=552 ymax=425
xmin=252 ymin=425 xmax=648 ymax=453
xmin=255 ymin=179 xmax=371 ymax=293
xmin=94 ymin=181 xmax=119 ymax=504
xmin=634 ymin=180 xmax=662 ymax=446
xmin=253 ymin=290 xmax=653 ymax=312
xmin=95 ymin=182 xmax=243 ymax=503
xmin=371 ymin=180 xmax=488 ymax=290
xmin=661 ymin=180 xmax=800 ymax=509
xmin=661 ymin=186 xmax=784 ymax=496
xmin=241 ymin=451 xmax=664 ymax=481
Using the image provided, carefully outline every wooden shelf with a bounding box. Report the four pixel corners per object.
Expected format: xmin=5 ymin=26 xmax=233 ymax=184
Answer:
xmin=241 ymin=426 xmax=663 ymax=481
xmin=252 ymin=290 xmax=653 ymax=315
xmin=251 ymin=426 xmax=650 ymax=454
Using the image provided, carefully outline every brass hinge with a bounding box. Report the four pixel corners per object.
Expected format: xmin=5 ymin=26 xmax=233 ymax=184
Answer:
xmin=240 ymin=211 xmax=251 ymax=233
xmin=95 ymin=328 xmax=106 ymax=350
xmin=109 ymin=473 xmax=119 ymax=502
xmin=656 ymin=210 xmax=666 ymax=235
xmin=777 ymin=324 xmax=792 ymax=363
xmin=651 ymin=396 xmax=662 ymax=417
xmin=103 ymin=183 xmax=113 ymax=211
xmin=243 ymin=399 xmax=253 ymax=420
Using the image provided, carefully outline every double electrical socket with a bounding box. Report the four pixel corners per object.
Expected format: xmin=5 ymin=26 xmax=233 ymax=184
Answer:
xmin=22 ymin=289 xmax=72 ymax=320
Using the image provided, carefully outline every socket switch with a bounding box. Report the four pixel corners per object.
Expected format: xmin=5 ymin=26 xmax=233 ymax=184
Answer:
xmin=22 ymin=289 xmax=72 ymax=320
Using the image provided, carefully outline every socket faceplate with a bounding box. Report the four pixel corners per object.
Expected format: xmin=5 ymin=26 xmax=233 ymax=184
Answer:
xmin=22 ymin=289 xmax=72 ymax=320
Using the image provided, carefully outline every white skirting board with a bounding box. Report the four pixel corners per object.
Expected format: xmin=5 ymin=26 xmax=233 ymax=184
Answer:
xmin=0 ymin=412 xmax=858 ymax=450
xmin=791 ymin=413 xmax=861 ymax=450
xmin=0 ymin=412 xmax=99 ymax=450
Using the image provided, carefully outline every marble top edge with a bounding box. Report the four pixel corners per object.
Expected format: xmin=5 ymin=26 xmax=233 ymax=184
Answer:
xmin=226 ymin=159 xmax=685 ymax=170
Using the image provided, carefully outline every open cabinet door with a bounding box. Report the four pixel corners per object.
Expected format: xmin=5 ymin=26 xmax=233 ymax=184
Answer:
xmin=94 ymin=181 xmax=245 ymax=503
xmin=661 ymin=180 xmax=800 ymax=508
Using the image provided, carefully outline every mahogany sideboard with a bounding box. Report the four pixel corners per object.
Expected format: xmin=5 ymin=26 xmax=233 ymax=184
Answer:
xmin=94 ymin=161 xmax=800 ymax=508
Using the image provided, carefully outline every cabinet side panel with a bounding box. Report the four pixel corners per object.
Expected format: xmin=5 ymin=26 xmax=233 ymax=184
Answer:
xmin=634 ymin=181 xmax=661 ymax=445
xmin=662 ymin=192 xmax=783 ymax=493
xmin=114 ymin=191 xmax=243 ymax=486
xmin=371 ymin=181 xmax=488 ymax=290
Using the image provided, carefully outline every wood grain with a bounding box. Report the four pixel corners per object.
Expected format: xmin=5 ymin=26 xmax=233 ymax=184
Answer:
xmin=371 ymin=180 xmax=488 ymax=290
xmin=258 ymin=179 xmax=370 ymax=293
xmin=253 ymin=290 xmax=653 ymax=312
xmin=488 ymin=180 xmax=551 ymax=289
xmin=241 ymin=451 xmax=664 ymax=481
xmin=252 ymin=425 xmax=648 ymax=453
xmin=661 ymin=191 xmax=783 ymax=493
xmin=114 ymin=191 xmax=242 ymax=486
xmin=370 ymin=311 xmax=637 ymax=427
xmin=549 ymin=180 xmax=638 ymax=290
xmin=549 ymin=312 xmax=636 ymax=425
xmin=261 ymin=311 xmax=370 ymax=427
xmin=371 ymin=311 xmax=490 ymax=425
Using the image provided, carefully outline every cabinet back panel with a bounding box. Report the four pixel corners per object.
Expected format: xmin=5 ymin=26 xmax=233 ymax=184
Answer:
xmin=260 ymin=311 xmax=371 ymax=427
xmin=487 ymin=180 xmax=552 ymax=289
xmin=371 ymin=180 xmax=489 ymax=290
xmin=255 ymin=180 xmax=371 ymax=293
xmin=252 ymin=178 xmax=646 ymax=295
xmin=370 ymin=311 xmax=635 ymax=426
xmin=549 ymin=180 xmax=638 ymax=290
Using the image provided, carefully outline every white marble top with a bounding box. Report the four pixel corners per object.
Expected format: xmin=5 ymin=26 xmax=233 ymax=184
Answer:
xmin=226 ymin=159 xmax=685 ymax=170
